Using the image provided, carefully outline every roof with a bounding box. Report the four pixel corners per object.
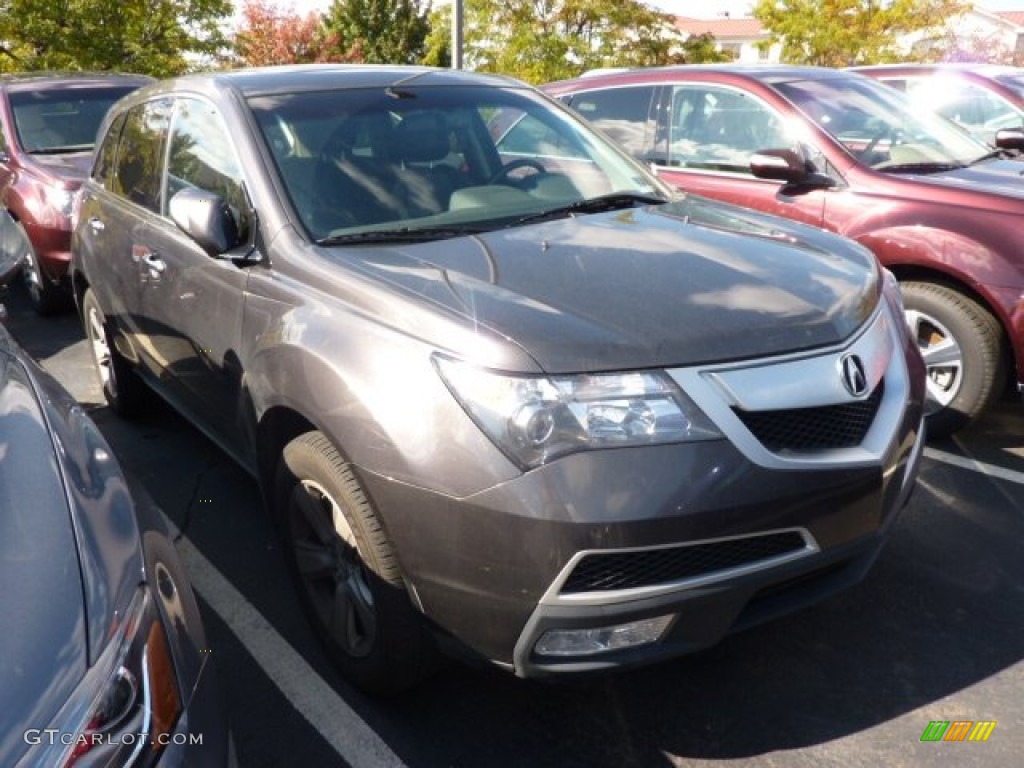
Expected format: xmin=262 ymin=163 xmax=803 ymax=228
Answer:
xmin=995 ymin=11 xmax=1024 ymax=27
xmin=0 ymin=72 xmax=152 ymax=92
xmin=674 ymin=16 xmax=765 ymax=39
xmin=544 ymin=64 xmax=851 ymax=93
xmin=157 ymin=64 xmax=525 ymax=98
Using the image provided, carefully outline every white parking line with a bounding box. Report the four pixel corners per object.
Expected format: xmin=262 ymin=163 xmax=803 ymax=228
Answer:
xmin=164 ymin=515 xmax=408 ymax=768
xmin=924 ymin=447 xmax=1024 ymax=487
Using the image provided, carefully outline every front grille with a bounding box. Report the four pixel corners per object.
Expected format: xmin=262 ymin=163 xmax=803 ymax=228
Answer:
xmin=733 ymin=380 xmax=884 ymax=454
xmin=560 ymin=531 xmax=808 ymax=594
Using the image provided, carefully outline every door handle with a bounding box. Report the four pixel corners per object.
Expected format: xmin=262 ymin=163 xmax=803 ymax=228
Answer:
xmin=88 ymin=217 xmax=105 ymax=232
xmin=143 ymin=252 xmax=166 ymax=275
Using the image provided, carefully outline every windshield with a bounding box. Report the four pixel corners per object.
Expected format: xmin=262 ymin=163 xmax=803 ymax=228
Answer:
xmin=773 ymin=75 xmax=994 ymax=171
xmin=996 ymin=72 xmax=1024 ymax=103
xmin=11 ymin=87 xmax=139 ymax=154
xmin=247 ymin=85 xmax=669 ymax=242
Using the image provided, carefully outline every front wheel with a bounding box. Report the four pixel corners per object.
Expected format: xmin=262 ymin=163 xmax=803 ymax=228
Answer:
xmin=19 ymin=225 xmax=70 ymax=315
xmin=276 ymin=432 xmax=437 ymax=695
xmin=901 ymin=281 xmax=1005 ymax=438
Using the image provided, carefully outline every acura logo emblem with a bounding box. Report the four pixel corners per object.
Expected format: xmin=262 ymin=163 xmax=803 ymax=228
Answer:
xmin=840 ymin=354 xmax=869 ymax=397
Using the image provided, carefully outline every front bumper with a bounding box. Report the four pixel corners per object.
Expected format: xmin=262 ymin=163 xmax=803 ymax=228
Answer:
xmin=361 ymin=301 xmax=926 ymax=676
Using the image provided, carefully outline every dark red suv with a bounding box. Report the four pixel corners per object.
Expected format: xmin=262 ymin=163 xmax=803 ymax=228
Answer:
xmin=545 ymin=65 xmax=1024 ymax=435
xmin=0 ymin=73 xmax=150 ymax=314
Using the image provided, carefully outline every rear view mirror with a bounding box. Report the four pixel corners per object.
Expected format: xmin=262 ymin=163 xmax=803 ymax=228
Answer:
xmin=168 ymin=187 xmax=239 ymax=257
xmin=994 ymin=128 xmax=1024 ymax=152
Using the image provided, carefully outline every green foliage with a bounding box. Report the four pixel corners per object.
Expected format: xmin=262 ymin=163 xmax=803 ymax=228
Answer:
xmin=434 ymin=0 xmax=693 ymax=84
xmin=323 ymin=0 xmax=430 ymax=65
xmin=752 ymin=0 xmax=969 ymax=67
xmin=678 ymin=33 xmax=733 ymax=64
xmin=421 ymin=5 xmax=451 ymax=68
xmin=0 ymin=0 xmax=232 ymax=76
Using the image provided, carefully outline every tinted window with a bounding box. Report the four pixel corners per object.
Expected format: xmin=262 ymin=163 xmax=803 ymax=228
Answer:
xmin=93 ymin=113 xmax=127 ymax=188
xmin=166 ymin=98 xmax=250 ymax=240
xmin=10 ymin=86 xmax=140 ymax=153
xmin=567 ymin=87 xmax=657 ymax=157
xmin=666 ymin=85 xmax=796 ymax=173
xmin=111 ymin=99 xmax=171 ymax=213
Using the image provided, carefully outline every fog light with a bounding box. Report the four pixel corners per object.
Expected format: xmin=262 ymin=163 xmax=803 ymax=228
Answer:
xmin=534 ymin=615 xmax=675 ymax=657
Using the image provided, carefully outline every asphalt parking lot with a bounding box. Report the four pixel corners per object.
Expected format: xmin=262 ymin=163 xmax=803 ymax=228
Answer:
xmin=4 ymin=280 xmax=1022 ymax=768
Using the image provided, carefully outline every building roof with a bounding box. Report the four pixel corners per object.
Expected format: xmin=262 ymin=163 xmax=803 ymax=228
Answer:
xmin=995 ymin=11 xmax=1024 ymax=27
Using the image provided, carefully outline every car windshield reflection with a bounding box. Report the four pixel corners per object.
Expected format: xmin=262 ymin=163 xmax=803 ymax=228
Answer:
xmin=248 ymin=85 xmax=667 ymax=243
xmin=775 ymin=76 xmax=994 ymax=172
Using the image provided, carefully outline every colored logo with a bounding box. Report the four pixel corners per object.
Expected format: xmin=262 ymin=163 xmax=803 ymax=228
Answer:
xmin=920 ymin=720 xmax=997 ymax=742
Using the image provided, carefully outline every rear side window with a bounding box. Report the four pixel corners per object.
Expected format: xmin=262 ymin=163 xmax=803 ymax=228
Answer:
xmin=92 ymin=113 xmax=127 ymax=188
xmin=111 ymin=99 xmax=172 ymax=213
xmin=568 ymin=86 xmax=657 ymax=158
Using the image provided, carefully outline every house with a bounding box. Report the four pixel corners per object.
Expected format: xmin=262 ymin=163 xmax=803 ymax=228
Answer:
xmin=673 ymin=7 xmax=1024 ymax=66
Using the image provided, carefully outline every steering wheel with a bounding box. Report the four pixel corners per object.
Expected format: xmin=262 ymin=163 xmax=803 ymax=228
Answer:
xmin=488 ymin=157 xmax=547 ymax=185
xmin=859 ymin=126 xmax=894 ymax=159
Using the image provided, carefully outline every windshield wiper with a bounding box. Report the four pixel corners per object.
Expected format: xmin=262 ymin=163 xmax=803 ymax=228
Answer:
xmin=26 ymin=145 xmax=92 ymax=155
xmin=316 ymin=226 xmax=484 ymax=246
xmin=970 ymin=149 xmax=1013 ymax=165
xmin=511 ymin=192 xmax=667 ymax=227
xmin=877 ymin=162 xmax=967 ymax=174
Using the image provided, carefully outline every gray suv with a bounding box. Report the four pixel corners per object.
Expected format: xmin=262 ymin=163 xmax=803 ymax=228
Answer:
xmin=71 ymin=66 xmax=925 ymax=694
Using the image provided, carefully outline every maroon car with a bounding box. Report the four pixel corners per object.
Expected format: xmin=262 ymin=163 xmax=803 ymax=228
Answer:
xmin=0 ymin=73 xmax=151 ymax=314
xmin=851 ymin=64 xmax=1024 ymax=145
xmin=545 ymin=65 xmax=1024 ymax=436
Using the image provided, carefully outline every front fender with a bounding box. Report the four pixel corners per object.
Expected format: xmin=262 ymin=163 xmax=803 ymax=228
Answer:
xmin=242 ymin=295 xmax=521 ymax=500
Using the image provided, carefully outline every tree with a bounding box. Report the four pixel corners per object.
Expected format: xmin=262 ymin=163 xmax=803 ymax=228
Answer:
xmin=678 ymin=32 xmax=734 ymax=64
xmin=323 ymin=0 xmax=430 ymax=65
xmin=752 ymin=0 xmax=969 ymax=67
xmin=234 ymin=0 xmax=361 ymax=66
xmin=0 ymin=0 xmax=232 ymax=76
xmin=427 ymin=0 xmax=692 ymax=84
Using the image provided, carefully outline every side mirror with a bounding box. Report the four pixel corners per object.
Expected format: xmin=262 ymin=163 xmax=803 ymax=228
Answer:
xmin=168 ymin=187 xmax=239 ymax=257
xmin=750 ymin=148 xmax=836 ymax=190
xmin=994 ymin=127 xmax=1024 ymax=152
xmin=750 ymin=149 xmax=809 ymax=183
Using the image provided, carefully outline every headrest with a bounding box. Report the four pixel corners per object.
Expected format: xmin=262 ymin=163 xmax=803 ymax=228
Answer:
xmin=394 ymin=113 xmax=450 ymax=164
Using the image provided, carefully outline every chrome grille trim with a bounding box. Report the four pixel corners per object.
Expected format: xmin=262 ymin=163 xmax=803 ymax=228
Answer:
xmin=668 ymin=302 xmax=910 ymax=470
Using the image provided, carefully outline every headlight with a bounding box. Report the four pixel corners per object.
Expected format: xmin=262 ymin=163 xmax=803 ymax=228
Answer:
xmin=43 ymin=185 xmax=75 ymax=224
xmin=435 ymin=357 xmax=722 ymax=469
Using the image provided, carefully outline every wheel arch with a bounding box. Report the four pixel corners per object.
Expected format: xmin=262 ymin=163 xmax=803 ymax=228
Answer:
xmin=885 ymin=263 xmax=1016 ymax=384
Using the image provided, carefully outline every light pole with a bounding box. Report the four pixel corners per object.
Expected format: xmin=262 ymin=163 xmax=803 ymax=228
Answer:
xmin=451 ymin=0 xmax=463 ymax=69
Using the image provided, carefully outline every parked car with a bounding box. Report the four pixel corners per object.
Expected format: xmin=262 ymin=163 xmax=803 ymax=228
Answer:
xmin=0 ymin=268 xmax=231 ymax=765
xmin=72 ymin=65 xmax=925 ymax=694
xmin=545 ymin=65 xmax=1024 ymax=436
xmin=851 ymin=63 xmax=1024 ymax=145
xmin=0 ymin=72 xmax=151 ymax=314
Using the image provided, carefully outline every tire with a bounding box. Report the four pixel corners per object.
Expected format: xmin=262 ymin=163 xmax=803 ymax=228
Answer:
xmin=81 ymin=287 xmax=149 ymax=417
xmin=19 ymin=225 xmax=70 ymax=316
xmin=901 ymin=281 xmax=1005 ymax=438
xmin=276 ymin=431 xmax=437 ymax=695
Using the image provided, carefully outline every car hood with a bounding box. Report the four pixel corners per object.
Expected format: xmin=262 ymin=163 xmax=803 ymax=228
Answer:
xmin=27 ymin=151 xmax=93 ymax=184
xmin=907 ymin=157 xmax=1024 ymax=200
xmin=0 ymin=329 xmax=143 ymax=767
xmin=352 ymin=196 xmax=880 ymax=373
xmin=0 ymin=344 xmax=87 ymax=766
